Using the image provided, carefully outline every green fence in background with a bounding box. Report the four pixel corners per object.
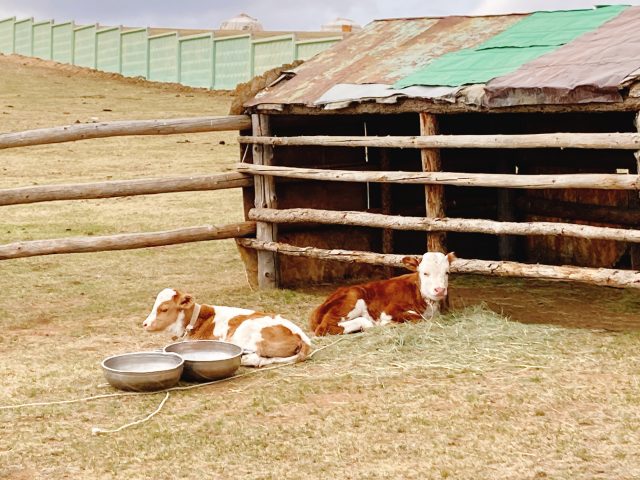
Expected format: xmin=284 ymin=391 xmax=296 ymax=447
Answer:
xmin=120 ymin=28 xmax=147 ymax=77
xmin=73 ymin=24 xmax=97 ymax=68
xmin=52 ymin=21 xmax=74 ymax=64
xmin=14 ymin=18 xmax=33 ymax=56
xmin=96 ymin=26 xmax=121 ymax=73
xmin=32 ymin=20 xmax=52 ymax=59
xmin=179 ymin=33 xmax=214 ymax=88
xmin=0 ymin=16 xmax=343 ymax=90
xmin=148 ymin=32 xmax=178 ymax=82
xmin=213 ymin=34 xmax=251 ymax=89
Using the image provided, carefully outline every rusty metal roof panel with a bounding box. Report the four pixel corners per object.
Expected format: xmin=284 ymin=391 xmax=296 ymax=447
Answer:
xmin=245 ymin=14 xmax=525 ymax=107
xmin=485 ymin=6 xmax=640 ymax=106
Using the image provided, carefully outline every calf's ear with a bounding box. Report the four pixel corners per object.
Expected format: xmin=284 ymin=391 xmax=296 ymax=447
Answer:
xmin=178 ymin=293 xmax=195 ymax=310
xmin=402 ymin=256 xmax=420 ymax=271
xmin=446 ymin=252 xmax=457 ymax=264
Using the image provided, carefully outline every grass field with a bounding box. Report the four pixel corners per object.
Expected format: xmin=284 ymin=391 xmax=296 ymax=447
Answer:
xmin=1 ymin=54 xmax=640 ymax=479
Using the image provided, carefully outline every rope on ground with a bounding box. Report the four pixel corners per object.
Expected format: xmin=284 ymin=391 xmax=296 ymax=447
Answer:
xmin=0 ymin=336 xmax=347 ymax=411
xmin=91 ymin=392 xmax=171 ymax=436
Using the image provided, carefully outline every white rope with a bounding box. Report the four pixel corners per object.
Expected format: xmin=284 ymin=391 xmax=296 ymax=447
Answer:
xmin=1 ymin=337 xmax=348 ymax=436
xmin=91 ymin=392 xmax=170 ymax=436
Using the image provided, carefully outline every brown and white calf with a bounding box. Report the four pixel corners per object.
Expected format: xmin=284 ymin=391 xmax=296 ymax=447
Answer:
xmin=309 ymin=252 xmax=455 ymax=336
xmin=143 ymin=288 xmax=312 ymax=367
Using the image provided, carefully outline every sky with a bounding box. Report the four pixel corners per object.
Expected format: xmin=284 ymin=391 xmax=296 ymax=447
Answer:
xmin=1 ymin=0 xmax=639 ymax=31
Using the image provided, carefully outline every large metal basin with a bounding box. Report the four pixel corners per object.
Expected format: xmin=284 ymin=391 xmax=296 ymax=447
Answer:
xmin=164 ymin=340 xmax=242 ymax=381
xmin=101 ymin=351 xmax=184 ymax=392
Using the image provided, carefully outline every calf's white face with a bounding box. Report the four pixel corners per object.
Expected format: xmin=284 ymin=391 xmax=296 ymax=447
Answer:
xmin=403 ymin=252 xmax=455 ymax=302
xmin=142 ymin=288 xmax=194 ymax=332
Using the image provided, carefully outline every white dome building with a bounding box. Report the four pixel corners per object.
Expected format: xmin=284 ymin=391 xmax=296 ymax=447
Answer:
xmin=220 ymin=13 xmax=263 ymax=31
xmin=321 ymin=18 xmax=362 ymax=33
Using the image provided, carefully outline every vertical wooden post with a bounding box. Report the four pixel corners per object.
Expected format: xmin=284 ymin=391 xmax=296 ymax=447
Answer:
xmin=380 ymin=149 xmax=394 ymax=277
xmin=631 ymin=112 xmax=640 ymax=269
xmin=252 ymin=113 xmax=278 ymax=288
xmin=497 ymin=158 xmax=516 ymax=260
xmin=419 ymin=112 xmax=446 ymax=253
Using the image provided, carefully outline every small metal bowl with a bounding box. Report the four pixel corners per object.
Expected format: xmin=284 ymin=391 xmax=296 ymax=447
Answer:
xmin=101 ymin=351 xmax=184 ymax=392
xmin=164 ymin=340 xmax=242 ymax=381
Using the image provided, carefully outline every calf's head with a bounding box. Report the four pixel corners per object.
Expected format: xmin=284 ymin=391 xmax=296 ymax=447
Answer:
xmin=402 ymin=252 xmax=456 ymax=302
xmin=142 ymin=288 xmax=194 ymax=332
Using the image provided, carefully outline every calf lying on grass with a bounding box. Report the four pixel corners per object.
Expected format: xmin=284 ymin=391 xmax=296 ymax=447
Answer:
xmin=310 ymin=252 xmax=455 ymax=336
xmin=143 ymin=288 xmax=312 ymax=367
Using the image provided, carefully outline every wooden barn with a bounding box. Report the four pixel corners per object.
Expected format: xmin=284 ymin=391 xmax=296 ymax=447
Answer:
xmin=236 ymin=6 xmax=640 ymax=290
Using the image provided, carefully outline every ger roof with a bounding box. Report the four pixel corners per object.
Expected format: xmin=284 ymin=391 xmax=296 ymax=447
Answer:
xmin=246 ymin=5 xmax=640 ymax=110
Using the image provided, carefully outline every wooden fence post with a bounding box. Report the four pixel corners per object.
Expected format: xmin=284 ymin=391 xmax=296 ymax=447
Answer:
xmin=497 ymin=158 xmax=517 ymax=260
xmin=632 ymin=112 xmax=640 ymax=269
xmin=380 ymin=149 xmax=394 ymax=277
xmin=419 ymin=113 xmax=446 ymax=253
xmin=252 ymin=114 xmax=278 ymax=288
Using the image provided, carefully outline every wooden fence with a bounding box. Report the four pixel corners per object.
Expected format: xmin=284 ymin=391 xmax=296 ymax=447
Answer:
xmin=0 ymin=115 xmax=255 ymax=259
xmin=4 ymin=113 xmax=640 ymax=292
xmin=238 ymin=123 xmax=640 ymax=291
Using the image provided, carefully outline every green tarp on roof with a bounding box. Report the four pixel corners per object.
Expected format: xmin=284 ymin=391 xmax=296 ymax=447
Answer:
xmin=394 ymin=5 xmax=627 ymax=88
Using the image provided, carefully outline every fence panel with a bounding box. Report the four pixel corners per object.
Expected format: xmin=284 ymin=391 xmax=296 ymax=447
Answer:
xmin=0 ymin=17 xmax=15 ymax=54
xmin=14 ymin=18 xmax=33 ymax=56
xmin=96 ymin=26 xmax=121 ymax=73
xmin=32 ymin=20 xmax=53 ymax=59
xmin=213 ymin=34 xmax=251 ymax=89
xmin=120 ymin=28 xmax=147 ymax=77
xmin=179 ymin=33 xmax=213 ymax=88
xmin=148 ymin=32 xmax=178 ymax=82
xmin=295 ymin=37 xmax=341 ymax=60
xmin=251 ymin=35 xmax=294 ymax=77
xmin=51 ymin=21 xmax=74 ymax=63
xmin=73 ymin=24 xmax=97 ymax=68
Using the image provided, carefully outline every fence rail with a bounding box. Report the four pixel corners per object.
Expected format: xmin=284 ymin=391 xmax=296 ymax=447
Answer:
xmin=239 ymin=133 xmax=640 ymax=150
xmin=0 ymin=115 xmax=251 ymax=150
xmin=0 ymin=172 xmax=251 ymax=206
xmin=0 ymin=222 xmax=256 ymax=260
xmin=248 ymin=207 xmax=640 ymax=243
xmin=237 ymin=164 xmax=640 ymax=190
xmin=237 ymin=239 xmax=640 ymax=290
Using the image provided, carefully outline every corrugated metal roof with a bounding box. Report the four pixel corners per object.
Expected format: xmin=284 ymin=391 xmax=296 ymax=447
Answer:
xmin=245 ymin=5 xmax=640 ymax=110
xmin=245 ymin=14 xmax=524 ymax=107
xmin=485 ymin=6 xmax=640 ymax=106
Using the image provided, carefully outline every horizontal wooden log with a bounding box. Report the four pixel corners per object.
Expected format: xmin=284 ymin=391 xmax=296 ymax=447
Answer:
xmin=518 ymin=196 xmax=640 ymax=227
xmin=237 ymin=164 xmax=640 ymax=190
xmin=0 ymin=222 xmax=256 ymax=260
xmin=0 ymin=172 xmax=252 ymax=206
xmin=249 ymin=208 xmax=640 ymax=243
xmin=0 ymin=115 xmax=251 ymax=150
xmin=238 ymin=132 xmax=640 ymax=150
xmin=237 ymin=239 xmax=640 ymax=290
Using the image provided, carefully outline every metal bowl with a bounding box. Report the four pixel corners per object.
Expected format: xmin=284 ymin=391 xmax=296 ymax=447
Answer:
xmin=164 ymin=340 xmax=242 ymax=381
xmin=101 ymin=351 xmax=184 ymax=392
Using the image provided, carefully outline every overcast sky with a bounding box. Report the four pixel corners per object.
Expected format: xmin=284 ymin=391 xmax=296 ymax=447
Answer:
xmin=1 ymin=1 xmax=639 ymax=31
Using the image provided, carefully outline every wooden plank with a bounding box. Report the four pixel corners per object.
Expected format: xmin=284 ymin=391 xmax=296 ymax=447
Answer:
xmin=518 ymin=196 xmax=640 ymax=226
xmin=237 ymin=239 xmax=640 ymax=290
xmin=248 ymin=207 xmax=640 ymax=243
xmin=239 ymin=132 xmax=640 ymax=150
xmin=632 ymin=112 xmax=640 ymax=269
xmin=237 ymin=164 xmax=640 ymax=190
xmin=252 ymin=113 xmax=278 ymax=289
xmin=497 ymin=159 xmax=516 ymax=260
xmin=0 ymin=222 xmax=256 ymax=260
xmin=0 ymin=173 xmax=251 ymax=206
xmin=0 ymin=115 xmax=252 ymax=150
xmin=379 ymin=149 xmax=393 ymax=277
xmin=419 ymin=112 xmax=446 ymax=253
